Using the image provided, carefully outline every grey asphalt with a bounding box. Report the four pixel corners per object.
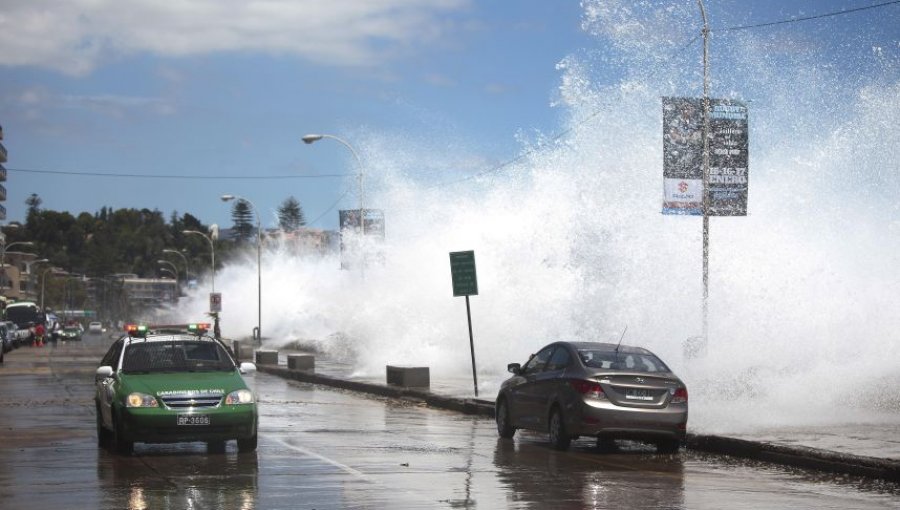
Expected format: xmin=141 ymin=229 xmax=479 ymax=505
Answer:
xmin=1 ymin=336 xmax=899 ymax=509
xmin=244 ymin=345 xmax=900 ymax=481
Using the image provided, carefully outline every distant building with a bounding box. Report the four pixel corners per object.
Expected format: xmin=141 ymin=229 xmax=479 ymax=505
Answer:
xmin=273 ymin=227 xmax=339 ymax=255
xmin=1 ymin=252 xmax=44 ymax=301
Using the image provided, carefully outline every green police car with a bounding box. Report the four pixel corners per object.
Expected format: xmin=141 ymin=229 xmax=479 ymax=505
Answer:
xmin=94 ymin=323 xmax=258 ymax=454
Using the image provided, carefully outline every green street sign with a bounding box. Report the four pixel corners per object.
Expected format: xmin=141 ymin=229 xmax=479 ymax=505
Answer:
xmin=450 ymin=250 xmax=478 ymax=297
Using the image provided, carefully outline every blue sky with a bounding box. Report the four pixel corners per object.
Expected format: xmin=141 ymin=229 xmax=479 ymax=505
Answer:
xmin=0 ymin=0 xmax=897 ymax=230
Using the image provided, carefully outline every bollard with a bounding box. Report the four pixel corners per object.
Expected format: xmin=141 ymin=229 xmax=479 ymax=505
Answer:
xmin=255 ymin=350 xmax=278 ymax=365
xmin=386 ymin=365 xmax=430 ymax=388
xmin=232 ymin=340 xmax=244 ymax=360
xmin=287 ymin=354 xmax=315 ymax=371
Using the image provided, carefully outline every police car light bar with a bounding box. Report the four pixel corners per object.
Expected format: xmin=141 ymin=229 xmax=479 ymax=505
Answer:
xmin=187 ymin=323 xmax=211 ymax=334
xmin=125 ymin=324 xmax=149 ymax=337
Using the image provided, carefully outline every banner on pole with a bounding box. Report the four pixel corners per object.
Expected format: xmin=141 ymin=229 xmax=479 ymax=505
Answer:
xmin=339 ymin=209 xmax=385 ymax=270
xmin=662 ymin=97 xmax=749 ymax=216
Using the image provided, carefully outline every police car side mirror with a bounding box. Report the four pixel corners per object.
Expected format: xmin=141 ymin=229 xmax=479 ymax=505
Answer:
xmin=239 ymin=362 xmax=257 ymax=374
xmin=507 ymin=363 xmax=522 ymax=375
xmin=95 ymin=366 xmax=114 ymax=381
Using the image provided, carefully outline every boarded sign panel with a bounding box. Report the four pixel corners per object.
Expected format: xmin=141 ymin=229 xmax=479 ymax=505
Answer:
xmin=662 ymin=97 xmax=749 ymax=216
xmin=209 ymin=292 xmax=222 ymax=313
xmin=449 ymin=251 xmax=478 ymax=297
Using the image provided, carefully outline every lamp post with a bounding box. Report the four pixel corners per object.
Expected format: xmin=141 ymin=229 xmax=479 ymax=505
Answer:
xmin=157 ymin=259 xmax=180 ymax=287
xmin=41 ymin=267 xmax=55 ymax=310
xmin=162 ymin=249 xmax=192 ymax=281
xmin=183 ymin=230 xmax=216 ymax=293
xmin=0 ymin=241 xmax=35 ymax=294
xmin=301 ymin=134 xmax=365 ymax=235
xmin=221 ymin=194 xmax=262 ymax=342
xmin=183 ymin=228 xmax=219 ymax=338
xmin=28 ymin=259 xmax=49 ymax=300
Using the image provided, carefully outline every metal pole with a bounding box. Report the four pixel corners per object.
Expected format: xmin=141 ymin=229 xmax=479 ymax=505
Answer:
xmin=465 ymin=295 xmax=478 ymax=398
xmin=256 ymin=213 xmax=261 ymax=342
xmin=698 ymin=0 xmax=711 ymax=347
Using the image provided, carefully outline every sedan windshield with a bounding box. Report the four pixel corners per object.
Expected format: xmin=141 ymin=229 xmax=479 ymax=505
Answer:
xmin=578 ymin=349 xmax=670 ymax=373
xmin=122 ymin=341 xmax=234 ymax=374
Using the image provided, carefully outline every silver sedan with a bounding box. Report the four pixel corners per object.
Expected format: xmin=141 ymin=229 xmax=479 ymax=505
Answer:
xmin=495 ymin=341 xmax=688 ymax=452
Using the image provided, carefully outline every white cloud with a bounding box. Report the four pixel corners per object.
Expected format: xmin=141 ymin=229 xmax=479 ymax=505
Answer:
xmin=0 ymin=0 xmax=469 ymax=76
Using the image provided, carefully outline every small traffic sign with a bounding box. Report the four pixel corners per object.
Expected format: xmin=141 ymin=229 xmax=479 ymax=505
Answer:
xmin=449 ymin=251 xmax=478 ymax=297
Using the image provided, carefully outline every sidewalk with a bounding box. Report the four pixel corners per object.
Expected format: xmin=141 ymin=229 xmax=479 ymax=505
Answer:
xmin=245 ymin=345 xmax=900 ymax=482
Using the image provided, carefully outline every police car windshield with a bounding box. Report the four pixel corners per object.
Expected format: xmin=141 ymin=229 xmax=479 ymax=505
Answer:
xmin=122 ymin=340 xmax=235 ymax=374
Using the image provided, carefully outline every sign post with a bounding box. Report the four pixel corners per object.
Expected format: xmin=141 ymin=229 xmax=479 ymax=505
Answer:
xmin=449 ymin=250 xmax=479 ymax=397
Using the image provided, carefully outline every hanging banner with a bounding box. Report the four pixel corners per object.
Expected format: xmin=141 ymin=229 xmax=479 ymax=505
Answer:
xmin=662 ymin=97 xmax=749 ymax=216
xmin=339 ymin=209 xmax=385 ymax=270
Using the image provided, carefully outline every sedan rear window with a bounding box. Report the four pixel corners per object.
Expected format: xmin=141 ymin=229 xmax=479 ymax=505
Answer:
xmin=122 ymin=341 xmax=234 ymax=374
xmin=578 ymin=349 xmax=670 ymax=373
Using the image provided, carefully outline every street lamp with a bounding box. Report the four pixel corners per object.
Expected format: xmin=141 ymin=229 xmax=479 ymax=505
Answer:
xmin=301 ymin=134 xmax=365 ymax=235
xmin=157 ymin=260 xmax=179 ymax=287
xmin=182 ymin=229 xmax=216 ymax=293
xmin=29 ymin=259 xmax=49 ymax=299
xmin=159 ymin=267 xmax=177 ymax=279
xmin=0 ymin=241 xmax=35 ymax=294
xmin=162 ymin=249 xmax=191 ymax=280
xmin=221 ymin=194 xmax=262 ymax=342
xmin=41 ymin=267 xmax=56 ymax=310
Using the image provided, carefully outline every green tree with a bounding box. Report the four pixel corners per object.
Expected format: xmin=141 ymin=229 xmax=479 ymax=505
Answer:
xmin=231 ymin=201 xmax=254 ymax=242
xmin=277 ymin=196 xmax=305 ymax=232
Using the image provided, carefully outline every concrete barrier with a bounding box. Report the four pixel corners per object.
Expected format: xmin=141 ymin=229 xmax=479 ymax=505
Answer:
xmin=386 ymin=365 xmax=429 ymax=388
xmin=231 ymin=340 xmax=249 ymax=360
xmin=287 ymin=354 xmax=315 ymax=371
xmin=254 ymin=350 xmax=278 ymax=365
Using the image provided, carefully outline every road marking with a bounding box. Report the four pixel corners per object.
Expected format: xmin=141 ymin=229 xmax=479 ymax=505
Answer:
xmin=273 ymin=437 xmax=370 ymax=479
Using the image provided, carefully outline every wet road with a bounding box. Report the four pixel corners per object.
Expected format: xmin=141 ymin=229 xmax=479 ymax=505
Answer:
xmin=1 ymin=336 xmax=898 ymax=509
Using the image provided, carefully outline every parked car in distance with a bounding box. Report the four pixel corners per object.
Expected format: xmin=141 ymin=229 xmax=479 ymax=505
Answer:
xmin=88 ymin=322 xmax=104 ymax=334
xmin=59 ymin=326 xmax=83 ymax=342
xmin=0 ymin=321 xmax=12 ymax=354
xmin=495 ymin=341 xmax=688 ymax=453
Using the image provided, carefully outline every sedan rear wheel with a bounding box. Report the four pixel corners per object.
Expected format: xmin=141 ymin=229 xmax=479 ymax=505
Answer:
xmin=496 ymin=399 xmax=516 ymax=439
xmin=548 ymin=407 xmax=571 ymax=451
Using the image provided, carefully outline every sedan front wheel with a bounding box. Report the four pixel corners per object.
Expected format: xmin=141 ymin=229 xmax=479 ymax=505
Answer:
xmin=496 ymin=399 xmax=516 ymax=439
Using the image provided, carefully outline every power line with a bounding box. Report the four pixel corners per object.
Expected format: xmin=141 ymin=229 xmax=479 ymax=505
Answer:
xmin=307 ymin=186 xmax=353 ymax=227
xmin=7 ymin=167 xmax=351 ymax=180
xmin=713 ymin=0 xmax=900 ymax=33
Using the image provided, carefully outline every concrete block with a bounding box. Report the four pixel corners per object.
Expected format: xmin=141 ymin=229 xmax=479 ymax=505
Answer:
xmin=255 ymin=350 xmax=278 ymax=365
xmin=232 ymin=340 xmax=248 ymax=360
xmin=386 ymin=365 xmax=430 ymax=388
xmin=287 ymin=354 xmax=315 ymax=371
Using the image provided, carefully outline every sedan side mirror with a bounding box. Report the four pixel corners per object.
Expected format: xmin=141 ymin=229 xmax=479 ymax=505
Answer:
xmin=95 ymin=366 xmax=114 ymax=381
xmin=239 ymin=362 xmax=257 ymax=374
xmin=507 ymin=363 xmax=522 ymax=375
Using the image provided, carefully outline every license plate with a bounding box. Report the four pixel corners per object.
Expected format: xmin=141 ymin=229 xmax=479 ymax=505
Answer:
xmin=177 ymin=414 xmax=210 ymax=426
xmin=625 ymin=388 xmax=653 ymax=401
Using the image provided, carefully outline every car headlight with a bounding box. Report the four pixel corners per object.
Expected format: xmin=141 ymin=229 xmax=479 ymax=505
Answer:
xmin=225 ymin=389 xmax=254 ymax=405
xmin=125 ymin=392 xmax=159 ymax=408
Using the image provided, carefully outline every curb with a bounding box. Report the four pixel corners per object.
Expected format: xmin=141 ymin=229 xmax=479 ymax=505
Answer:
xmin=686 ymin=434 xmax=900 ymax=482
xmin=256 ymin=364 xmax=900 ymax=482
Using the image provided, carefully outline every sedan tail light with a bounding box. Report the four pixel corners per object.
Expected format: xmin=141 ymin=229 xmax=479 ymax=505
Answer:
xmin=671 ymin=387 xmax=688 ymax=404
xmin=570 ymin=379 xmax=607 ymax=400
